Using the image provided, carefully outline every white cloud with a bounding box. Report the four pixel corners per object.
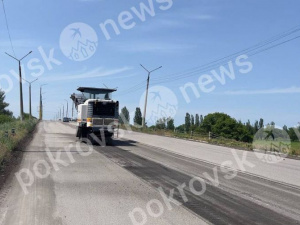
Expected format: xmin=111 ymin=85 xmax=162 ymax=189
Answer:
xmin=137 ymin=12 xmax=215 ymax=32
xmin=224 ymin=86 xmax=300 ymax=95
xmin=41 ymin=66 xmax=133 ymax=82
xmin=112 ymin=41 xmax=197 ymax=53
xmin=188 ymin=14 xmax=214 ymax=20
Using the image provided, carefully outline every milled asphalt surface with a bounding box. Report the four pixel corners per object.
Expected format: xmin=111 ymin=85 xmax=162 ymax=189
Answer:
xmin=119 ymin=129 xmax=300 ymax=187
xmin=0 ymin=121 xmax=299 ymax=224
xmin=0 ymin=122 xmax=206 ymax=225
xmin=101 ymin=141 xmax=300 ymax=224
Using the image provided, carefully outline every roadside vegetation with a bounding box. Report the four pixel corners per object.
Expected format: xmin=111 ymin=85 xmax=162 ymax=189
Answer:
xmin=291 ymin=142 xmax=300 ymax=156
xmin=0 ymin=119 xmax=37 ymax=164
xmin=0 ymin=90 xmax=38 ymax=164
xmin=119 ymin=107 xmax=300 ymax=157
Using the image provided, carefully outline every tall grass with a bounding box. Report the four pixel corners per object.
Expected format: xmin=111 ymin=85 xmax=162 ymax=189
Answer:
xmin=291 ymin=142 xmax=300 ymax=156
xmin=0 ymin=120 xmax=38 ymax=164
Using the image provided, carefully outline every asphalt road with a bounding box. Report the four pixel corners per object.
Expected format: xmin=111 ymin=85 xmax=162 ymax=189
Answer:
xmin=0 ymin=121 xmax=299 ymax=225
xmin=119 ymin=129 xmax=300 ymax=186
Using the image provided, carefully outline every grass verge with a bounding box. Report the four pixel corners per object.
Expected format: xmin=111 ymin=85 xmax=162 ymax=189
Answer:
xmin=0 ymin=119 xmax=38 ymax=165
xmin=291 ymin=142 xmax=300 ymax=156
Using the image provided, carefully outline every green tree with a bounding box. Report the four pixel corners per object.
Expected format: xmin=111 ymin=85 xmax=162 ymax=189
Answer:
xmin=195 ymin=114 xmax=200 ymax=127
xmin=119 ymin=107 xmax=130 ymax=124
xmin=200 ymin=115 xmax=204 ymax=125
xmin=176 ymin=124 xmax=185 ymax=133
xmin=259 ymin=118 xmax=264 ymax=129
xmin=167 ymin=118 xmax=175 ymax=130
xmin=245 ymin=120 xmax=253 ymax=134
xmin=156 ymin=117 xmax=167 ymax=129
xmin=0 ymin=114 xmax=13 ymax=124
xmin=191 ymin=115 xmax=195 ymax=127
xmin=254 ymin=121 xmax=259 ymax=133
xmin=185 ymin=113 xmax=191 ymax=132
xmin=201 ymin=112 xmax=253 ymax=142
xmin=134 ymin=107 xmax=142 ymax=126
xmin=0 ymin=90 xmax=12 ymax=116
xmin=288 ymin=128 xmax=299 ymax=142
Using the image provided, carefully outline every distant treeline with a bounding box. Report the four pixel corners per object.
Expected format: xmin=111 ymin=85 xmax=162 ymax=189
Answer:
xmin=119 ymin=107 xmax=299 ymax=143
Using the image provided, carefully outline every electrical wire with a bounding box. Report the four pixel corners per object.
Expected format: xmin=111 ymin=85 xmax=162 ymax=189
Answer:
xmin=150 ymin=34 xmax=300 ymax=85
xmin=1 ymin=0 xmax=16 ymax=57
xmin=117 ymin=25 xmax=300 ymax=96
xmin=151 ymin=26 xmax=300 ymax=83
xmin=115 ymin=80 xmax=146 ymax=96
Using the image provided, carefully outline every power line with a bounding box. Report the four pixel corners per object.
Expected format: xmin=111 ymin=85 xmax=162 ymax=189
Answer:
xmin=117 ymin=25 xmax=300 ymax=96
xmin=151 ymin=26 xmax=300 ymax=83
xmin=150 ymin=34 xmax=300 ymax=85
xmin=1 ymin=0 xmax=16 ymax=57
xmin=153 ymin=26 xmax=300 ymax=81
xmin=249 ymin=35 xmax=300 ymax=56
xmin=115 ymin=80 xmax=146 ymax=95
xmin=122 ymin=33 xmax=300 ymax=95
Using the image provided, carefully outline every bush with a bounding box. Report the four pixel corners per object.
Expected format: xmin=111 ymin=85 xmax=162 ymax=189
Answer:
xmin=0 ymin=114 xmax=13 ymax=124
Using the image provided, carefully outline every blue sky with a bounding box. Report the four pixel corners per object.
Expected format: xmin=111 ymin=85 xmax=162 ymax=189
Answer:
xmin=0 ymin=0 xmax=299 ymax=127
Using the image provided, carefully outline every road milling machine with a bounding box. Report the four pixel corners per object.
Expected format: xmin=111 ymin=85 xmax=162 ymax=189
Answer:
xmin=71 ymin=87 xmax=119 ymax=145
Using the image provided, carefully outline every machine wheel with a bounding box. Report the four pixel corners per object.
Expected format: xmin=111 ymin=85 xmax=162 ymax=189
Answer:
xmin=106 ymin=137 xmax=113 ymax=146
xmin=78 ymin=130 xmax=85 ymax=142
xmin=87 ymin=133 xmax=97 ymax=145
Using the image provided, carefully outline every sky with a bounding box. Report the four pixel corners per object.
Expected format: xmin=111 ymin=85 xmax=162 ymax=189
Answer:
xmin=0 ymin=0 xmax=299 ymax=127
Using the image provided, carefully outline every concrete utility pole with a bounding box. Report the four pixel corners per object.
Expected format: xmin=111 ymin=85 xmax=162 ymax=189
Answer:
xmin=5 ymin=51 xmax=32 ymax=121
xmin=140 ymin=64 xmax=162 ymax=128
xmin=23 ymin=78 xmax=38 ymax=119
xmin=61 ymin=104 xmax=64 ymax=119
xmin=72 ymin=101 xmax=74 ymax=119
xmin=64 ymin=99 xmax=68 ymax=118
xmin=39 ymin=87 xmax=42 ymax=120
xmin=40 ymin=84 xmax=47 ymax=120
xmin=60 ymin=108 xmax=61 ymax=120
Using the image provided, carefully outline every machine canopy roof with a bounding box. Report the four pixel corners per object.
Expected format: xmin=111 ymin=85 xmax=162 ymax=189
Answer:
xmin=77 ymin=87 xmax=117 ymax=94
